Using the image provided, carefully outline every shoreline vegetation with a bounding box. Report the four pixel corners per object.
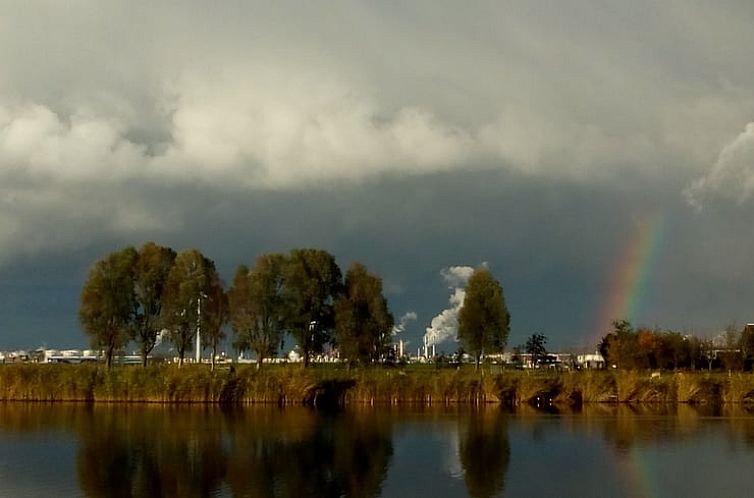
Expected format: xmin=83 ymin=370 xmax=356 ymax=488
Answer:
xmin=2 ymin=364 xmax=754 ymax=406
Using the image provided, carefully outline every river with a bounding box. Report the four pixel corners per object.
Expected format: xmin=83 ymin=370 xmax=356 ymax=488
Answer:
xmin=1 ymin=403 xmax=753 ymax=497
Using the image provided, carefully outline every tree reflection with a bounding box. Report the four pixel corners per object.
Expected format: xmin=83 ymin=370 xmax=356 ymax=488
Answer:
xmin=585 ymin=404 xmax=707 ymax=453
xmin=69 ymin=405 xmax=394 ymax=498
xmin=77 ymin=426 xmax=134 ymax=498
xmin=225 ymin=409 xmax=393 ymax=498
xmin=458 ymin=408 xmax=510 ymax=498
xmin=76 ymin=406 xmax=227 ymax=498
xmin=12 ymin=401 xmax=754 ymax=498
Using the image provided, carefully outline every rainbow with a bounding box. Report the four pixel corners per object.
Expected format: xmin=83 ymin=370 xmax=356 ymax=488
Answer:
xmin=594 ymin=212 xmax=665 ymax=341
xmin=615 ymin=446 xmax=660 ymax=498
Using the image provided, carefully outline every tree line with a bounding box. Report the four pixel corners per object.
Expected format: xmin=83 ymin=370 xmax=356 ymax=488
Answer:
xmin=79 ymin=243 xmax=511 ymax=370
xmin=599 ymin=320 xmax=754 ymax=371
xmin=79 ymin=243 xmax=392 ymax=368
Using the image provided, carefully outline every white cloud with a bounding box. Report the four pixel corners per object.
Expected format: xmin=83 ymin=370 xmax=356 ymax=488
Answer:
xmin=0 ymin=104 xmax=146 ymax=183
xmin=685 ymin=123 xmax=754 ymax=208
xmin=0 ymin=0 xmax=753 ymax=266
xmin=152 ymin=71 xmax=477 ymax=188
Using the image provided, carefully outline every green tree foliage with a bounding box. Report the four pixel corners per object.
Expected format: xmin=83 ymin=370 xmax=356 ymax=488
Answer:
xmin=739 ymin=324 xmax=754 ymax=371
xmin=600 ymin=321 xmax=701 ymax=371
xmin=657 ymin=331 xmax=690 ymax=370
xmin=202 ymin=282 xmax=228 ymax=371
xmin=228 ymin=254 xmax=288 ymax=368
xmin=699 ymin=338 xmax=716 ymax=371
xmin=686 ymin=335 xmax=703 ymax=371
xmin=334 ymin=262 xmax=394 ymax=366
xmin=161 ymin=249 xmax=222 ymax=366
xmin=525 ymin=333 xmax=547 ymax=367
xmin=79 ymin=247 xmax=138 ymax=368
xmin=457 ymin=267 xmax=510 ymax=370
xmin=133 ymin=242 xmax=176 ymax=367
xmin=284 ymin=249 xmax=343 ymax=366
xmin=599 ymin=320 xmax=638 ymax=369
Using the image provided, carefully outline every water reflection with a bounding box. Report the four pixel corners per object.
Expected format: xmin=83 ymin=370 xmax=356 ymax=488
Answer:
xmin=223 ymin=409 xmax=393 ymax=498
xmin=0 ymin=404 xmax=395 ymax=498
xmin=2 ymin=403 xmax=754 ymax=498
xmin=511 ymin=403 xmax=754 ymax=454
xmin=458 ymin=409 xmax=510 ymax=498
xmin=75 ymin=407 xmax=228 ymax=498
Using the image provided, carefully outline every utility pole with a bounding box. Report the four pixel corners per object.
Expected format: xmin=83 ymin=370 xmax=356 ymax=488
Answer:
xmin=195 ymin=295 xmax=201 ymax=364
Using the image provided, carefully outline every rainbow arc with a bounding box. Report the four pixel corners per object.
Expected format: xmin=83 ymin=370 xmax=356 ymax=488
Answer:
xmin=594 ymin=212 xmax=665 ymax=341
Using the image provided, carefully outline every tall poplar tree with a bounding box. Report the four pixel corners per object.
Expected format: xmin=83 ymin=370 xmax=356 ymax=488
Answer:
xmin=334 ymin=262 xmax=394 ymax=366
xmin=79 ymin=247 xmax=138 ymax=368
xmin=228 ymin=253 xmax=287 ymax=368
xmin=202 ymin=282 xmax=228 ymax=371
xmin=161 ymin=249 xmax=223 ymax=366
xmin=457 ymin=267 xmax=510 ymax=370
xmin=284 ymin=249 xmax=342 ymax=366
xmin=133 ymin=242 xmax=176 ymax=367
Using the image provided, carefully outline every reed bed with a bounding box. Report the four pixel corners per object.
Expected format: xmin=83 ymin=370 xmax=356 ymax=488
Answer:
xmin=3 ymin=363 xmax=754 ymax=405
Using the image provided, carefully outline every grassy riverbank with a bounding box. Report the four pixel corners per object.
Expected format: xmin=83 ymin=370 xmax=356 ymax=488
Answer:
xmin=2 ymin=364 xmax=754 ymax=405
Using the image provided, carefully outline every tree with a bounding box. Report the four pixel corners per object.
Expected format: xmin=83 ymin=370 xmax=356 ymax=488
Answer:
xmin=739 ymin=324 xmax=754 ymax=372
xmin=687 ymin=335 xmax=703 ymax=370
xmin=657 ymin=331 xmax=690 ymax=370
xmin=719 ymin=322 xmax=744 ymax=371
xmin=133 ymin=242 xmax=176 ymax=367
xmin=161 ymin=249 xmax=222 ymax=366
xmin=525 ymin=333 xmax=547 ymax=368
xmin=700 ymin=338 xmax=716 ymax=371
xmin=457 ymin=267 xmax=510 ymax=370
xmin=334 ymin=262 xmax=394 ymax=366
xmin=599 ymin=320 xmax=640 ymax=369
xmin=284 ymin=249 xmax=343 ymax=366
xmin=228 ymin=254 xmax=287 ymax=369
xmin=637 ymin=328 xmax=659 ymax=369
xmin=79 ymin=247 xmax=138 ymax=368
xmin=202 ymin=281 xmax=228 ymax=371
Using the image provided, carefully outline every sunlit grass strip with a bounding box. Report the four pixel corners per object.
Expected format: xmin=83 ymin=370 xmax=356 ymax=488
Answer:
xmin=3 ymin=364 xmax=754 ymax=405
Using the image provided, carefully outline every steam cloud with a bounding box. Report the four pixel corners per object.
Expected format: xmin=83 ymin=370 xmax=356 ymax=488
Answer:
xmin=392 ymin=311 xmax=418 ymax=336
xmin=154 ymin=329 xmax=169 ymax=348
xmin=423 ymin=266 xmax=479 ymax=349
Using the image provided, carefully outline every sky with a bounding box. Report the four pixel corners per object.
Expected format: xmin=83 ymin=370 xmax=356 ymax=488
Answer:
xmin=1 ymin=0 xmax=754 ymax=352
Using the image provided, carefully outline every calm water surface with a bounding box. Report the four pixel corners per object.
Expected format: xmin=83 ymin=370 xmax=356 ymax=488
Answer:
xmin=1 ymin=403 xmax=754 ymax=497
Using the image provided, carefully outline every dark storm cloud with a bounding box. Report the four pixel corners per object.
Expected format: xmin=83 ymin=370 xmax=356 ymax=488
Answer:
xmin=1 ymin=1 xmax=754 ymax=348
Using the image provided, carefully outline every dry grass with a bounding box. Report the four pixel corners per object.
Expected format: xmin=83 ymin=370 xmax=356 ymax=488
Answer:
xmin=3 ymin=364 xmax=754 ymax=405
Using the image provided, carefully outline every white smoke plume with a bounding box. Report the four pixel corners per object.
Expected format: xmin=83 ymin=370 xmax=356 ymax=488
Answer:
xmin=423 ymin=265 xmax=479 ymax=349
xmin=154 ymin=329 xmax=169 ymax=348
xmin=392 ymin=311 xmax=417 ymax=336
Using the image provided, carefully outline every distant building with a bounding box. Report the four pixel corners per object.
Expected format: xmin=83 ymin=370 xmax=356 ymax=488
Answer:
xmin=43 ymin=349 xmax=99 ymax=364
xmin=576 ymin=352 xmax=605 ymax=369
xmin=5 ymin=350 xmax=30 ymax=363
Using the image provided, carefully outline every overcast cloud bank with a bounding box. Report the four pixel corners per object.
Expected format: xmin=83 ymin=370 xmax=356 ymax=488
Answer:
xmin=2 ymin=1 xmax=754 ymax=348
